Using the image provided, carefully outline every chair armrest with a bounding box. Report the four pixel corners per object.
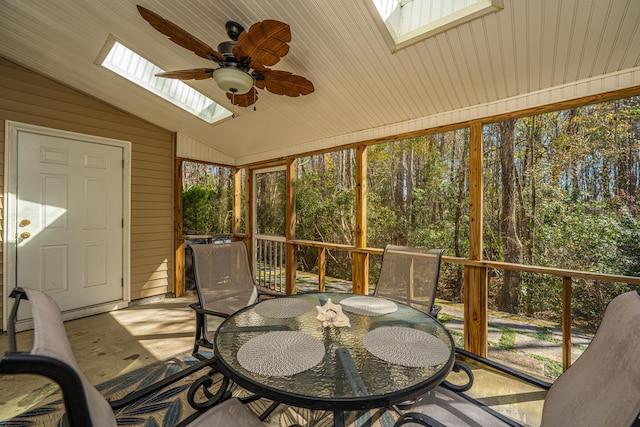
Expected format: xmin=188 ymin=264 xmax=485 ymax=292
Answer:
xmin=430 ymin=305 xmax=442 ymax=318
xmin=0 ymin=352 xmax=93 ymax=427
xmin=455 ymin=348 xmax=552 ymax=390
xmin=189 ymin=302 xmax=230 ymax=319
xmin=394 ymin=412 xmax=447 ymax=427
xmin=256 ymin=287 xmax=285 ymax=298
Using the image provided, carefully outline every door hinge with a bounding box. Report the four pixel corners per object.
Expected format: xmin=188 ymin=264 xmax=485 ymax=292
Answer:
xmin=122 ymin=278 xmax=124 ymax=288
xmin=122 ymin=218 xmax=124 ymax=227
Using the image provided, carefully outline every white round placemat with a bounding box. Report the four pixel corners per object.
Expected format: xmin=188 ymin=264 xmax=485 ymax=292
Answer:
xmin=340 ymin=296 xmax=398 ymax=316
xmin=363 ymin=326 xmax=450 ymax=367
xmin=237 ymin=331 xmax=325 ymax=377
xmin=254 ymin=298 xmax=314 ymax=318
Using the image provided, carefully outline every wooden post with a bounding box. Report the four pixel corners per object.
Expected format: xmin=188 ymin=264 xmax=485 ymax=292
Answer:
xmin=285 ymin=158 xmax=297 ymax=295
xmin=562 ymin=276 xmax=572 ymax=371
xmin=352 ymin=145 xmax=368 ymax=294
xmin=464 ymin=122 xmax=488 ymax=356
xmin=233 ymin=168 xmax=241 ymax=234
xmin=246 ymin=167 xmax=254 ymax=265
xmin=174 ymin=156 xmax=185 ymax=296
xmin=318 ymin=247 xmax=326 ymax=292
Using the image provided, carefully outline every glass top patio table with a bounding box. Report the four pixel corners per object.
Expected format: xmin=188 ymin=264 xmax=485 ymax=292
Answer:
xmin=214 ymin=292 xmax=455 ymax=424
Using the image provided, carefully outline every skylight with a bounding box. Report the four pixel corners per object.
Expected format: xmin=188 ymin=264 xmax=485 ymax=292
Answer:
xmin=98 ymin=38 xmax=231 ymax=124
xmin=370 ymin=0 xmax=503 ymax=51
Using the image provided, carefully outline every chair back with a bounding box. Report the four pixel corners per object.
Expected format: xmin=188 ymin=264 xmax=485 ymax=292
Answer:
xmin=541 ymin=290 xmax=640 ymax=427
xmin=4 ymin=288 xmax=117 ymax=427
xmin=190 ymin=242 xmax=259 ymax=321
xmin=374 ymin=245 xmax=444 ymax=315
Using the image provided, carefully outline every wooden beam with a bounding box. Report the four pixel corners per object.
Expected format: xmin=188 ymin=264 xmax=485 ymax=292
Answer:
xmin=352 ymin=145 xmax=369 ymax=294
xmin=285 ymin=158 xmax=297 ymax=294
xmin=233 ymin=168 xmax=241 ymax=234
xmin=464 ymin=122 xmax=487 ymax=356
xmin=174 ymin=156 xmax=184 ymax=297
xmin=318 ymin=247 xmax=326 ymax=292
xmin=246 ymin=167 xmax=254 ymax=266
xmin=468 ymin=123 xmax=483 ymax=262
xmin=464 ymin=266 xmax=488 ymax=356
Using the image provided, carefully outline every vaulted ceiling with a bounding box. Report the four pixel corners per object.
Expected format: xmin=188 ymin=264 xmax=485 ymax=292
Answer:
xmin=1 ymin=0 xmax=639 ymax=165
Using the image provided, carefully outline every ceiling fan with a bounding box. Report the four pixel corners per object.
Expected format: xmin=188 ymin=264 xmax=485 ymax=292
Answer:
xmin=137 ymin=5 xmax=314 ymax=109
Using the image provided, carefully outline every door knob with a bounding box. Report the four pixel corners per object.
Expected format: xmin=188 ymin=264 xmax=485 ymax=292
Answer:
xmin=19 ymin=219 xmax=31 ymax=227
xmin=20 ymin=232 xmax=31 ymax=239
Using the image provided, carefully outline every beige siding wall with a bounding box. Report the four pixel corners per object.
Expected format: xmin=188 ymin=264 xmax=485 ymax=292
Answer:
xmin=0 ymin=57 xmax=175 ymax=324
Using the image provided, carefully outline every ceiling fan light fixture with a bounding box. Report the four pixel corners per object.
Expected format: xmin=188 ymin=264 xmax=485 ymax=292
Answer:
xmin=213 ymin=68 xmax=253 ymax=95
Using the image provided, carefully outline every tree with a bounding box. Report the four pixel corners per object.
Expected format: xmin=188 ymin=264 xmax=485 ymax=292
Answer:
xmin=498 ymin=119 xmax=523 ymax=312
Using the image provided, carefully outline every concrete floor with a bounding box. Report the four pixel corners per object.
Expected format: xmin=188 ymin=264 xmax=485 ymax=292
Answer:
xmin=0 ymin=293 xmax=545 ymax=426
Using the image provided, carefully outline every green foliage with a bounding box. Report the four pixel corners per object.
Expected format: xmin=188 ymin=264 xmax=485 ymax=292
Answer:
xmin=256 ymin=171 xmax=286 ymax=235
xmin=536 ymin=327 xmax=553 ymax=341
xmin=295 ymin=151 xmax=355 ymax=279
xmin=482 ymin=97 xmax=640 ymax=326
xmin=182 ymin=185 xmax=213 ymax=234
xmin=182 ymin=163 xmax=234 ymax=234
xmin=544 ymin=361 xmax=563 ymax=379
xmin=498 ymin=330 xmax=516 ymax=350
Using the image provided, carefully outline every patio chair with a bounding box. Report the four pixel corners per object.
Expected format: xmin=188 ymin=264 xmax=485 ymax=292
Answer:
xmin=394 ymin=290 xmax=640 ymax=427
xmin=0 ymin=287 xmax=270 ymax=427
xmin=374 ymin=245 xmax=445 ymax=317
xmin=187 ymin=241 xmax=282 ymax=357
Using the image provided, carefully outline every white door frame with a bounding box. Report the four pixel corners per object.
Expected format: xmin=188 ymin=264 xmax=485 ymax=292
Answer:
xmin=3 ymin=121 xmax=131 ymax=331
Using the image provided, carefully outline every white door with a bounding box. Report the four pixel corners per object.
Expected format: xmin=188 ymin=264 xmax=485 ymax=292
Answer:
xmin=5 ymin=122 xmax=130 ymax=323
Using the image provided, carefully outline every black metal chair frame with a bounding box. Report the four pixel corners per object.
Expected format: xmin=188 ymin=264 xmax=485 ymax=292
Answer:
xmin=0 ymin=287 xmax=235 ymax=427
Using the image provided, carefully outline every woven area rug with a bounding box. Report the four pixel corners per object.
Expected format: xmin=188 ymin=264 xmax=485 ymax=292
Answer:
xmin=0 ymin=350 xmax=400 ymax=427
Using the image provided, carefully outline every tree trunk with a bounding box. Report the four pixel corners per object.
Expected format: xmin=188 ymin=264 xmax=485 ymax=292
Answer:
xmin=406 ymin=143 xmax=414 ymax=225
xmin=395 ymin=144 xmax=406 ymax=221
xmin=499 ymin=119 xmax=523 ymax=312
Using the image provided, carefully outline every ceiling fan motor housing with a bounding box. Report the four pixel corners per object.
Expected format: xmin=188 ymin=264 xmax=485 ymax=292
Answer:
xmin=217 ymin=41 xmax=237 ymax=58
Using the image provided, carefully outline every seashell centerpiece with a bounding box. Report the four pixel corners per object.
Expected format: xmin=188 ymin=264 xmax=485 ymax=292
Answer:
xmin=315 ymin=298 xmax=351 ymax=328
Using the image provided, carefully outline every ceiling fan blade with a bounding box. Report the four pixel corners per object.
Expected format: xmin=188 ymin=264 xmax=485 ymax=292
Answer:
xmin=233 ymin=20 xmax=291 ymax=68
xmin=255 ymin=70 xmax=314 ymax=97
xmin=155 ymin=69 xmax=214 ymax=80
xmin=137 ymin=5 xmax=225 ymax=63
xmin=226 ymin=87 xmax=259 ymax=107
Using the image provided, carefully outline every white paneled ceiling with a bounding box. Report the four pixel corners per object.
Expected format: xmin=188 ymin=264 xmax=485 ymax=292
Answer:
xmin=1 ymin=0 xmax=639 ymax=165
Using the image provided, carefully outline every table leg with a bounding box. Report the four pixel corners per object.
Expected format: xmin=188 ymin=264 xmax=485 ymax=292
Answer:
xmin=333 ymin=410 xmax=346 ymax=427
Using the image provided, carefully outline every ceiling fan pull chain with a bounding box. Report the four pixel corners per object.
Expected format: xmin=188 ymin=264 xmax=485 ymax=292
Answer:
xmin=232 ymin=92 xmax=236 ymax=118
xmin=253 ymin=87 xmax=257 ymax=111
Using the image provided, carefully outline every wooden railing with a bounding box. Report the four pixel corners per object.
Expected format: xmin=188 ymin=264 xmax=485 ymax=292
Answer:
xmin=180 ymin=235 xmax=640 ymax=371
xmin=183 ymin=234 xmax=231 ymax=244
xmin=255 ymin=235 xmax=286 ymax=293
xmin=290 ymin=239 xmax=640 ymax=371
